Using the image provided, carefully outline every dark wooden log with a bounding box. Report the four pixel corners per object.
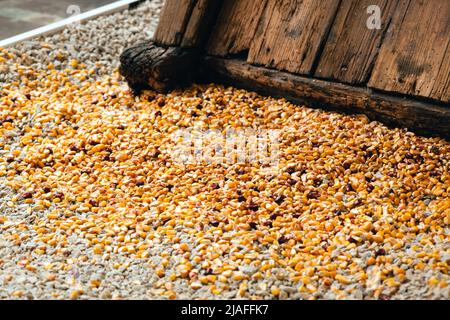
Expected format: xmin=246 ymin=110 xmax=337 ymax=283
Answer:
xmin=200 ymin=57 xmax=450 ymax=140
xmin=119 ymin=41 xmax=199 ymax=93
xmin=120 ymin=0 xmax=222 ymax=92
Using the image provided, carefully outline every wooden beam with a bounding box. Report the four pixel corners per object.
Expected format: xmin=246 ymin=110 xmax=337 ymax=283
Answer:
xmin=181 ymin=0 xmax=224 ymax=48
xmin=368 ymin=0 xmax=450 ymax=102
xmin=247 ymin=0 xmax=340 ymax=75
xmin=206 ymin=0 xmax=268 ymax=56
xmin=430 ymin=47 xmax=450 ymax=103
xmin=314 ymin=0 xmax=404 ymax=85
xmin=153 ymin=0 xmax=196 ymax=46
xmin=120 ymin=0 xmax=222 ymax=92
xmin=120 ymin=41 xmax=199 ymax=93
xmin=153 ymin=0 xmax=222 ymax=48
xmin=200 ymin=57 xmax=450 ymax=139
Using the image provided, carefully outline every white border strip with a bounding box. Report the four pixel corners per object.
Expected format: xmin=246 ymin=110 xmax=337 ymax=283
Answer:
xmin=0 ymin=0 xmax=140 ymax=48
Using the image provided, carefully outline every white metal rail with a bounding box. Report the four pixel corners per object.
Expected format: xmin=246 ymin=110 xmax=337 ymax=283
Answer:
xmin=0 ymin=0 xmax=140 ymax=47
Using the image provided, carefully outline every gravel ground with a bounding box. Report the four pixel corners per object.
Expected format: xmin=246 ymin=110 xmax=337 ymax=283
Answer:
xmin=0 ymin=0 xmax=162 ymax=85
xmin=0 ymin=0 xmax=449 ymax=300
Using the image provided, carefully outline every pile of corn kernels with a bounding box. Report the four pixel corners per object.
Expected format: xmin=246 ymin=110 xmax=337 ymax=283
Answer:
xmin=0 ymin=41 xmax=449 ymax=299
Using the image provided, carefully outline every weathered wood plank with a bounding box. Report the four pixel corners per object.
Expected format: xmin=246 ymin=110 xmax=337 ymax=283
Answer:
xmin=153 ymin=0 xmax=197 ymax=46
xmin=315 ymin=0 xmax=406 ymax=85
xmin=181 ymin=0 xmax=223 ymax=48
xmin=247 ymin=0 xmax=340 ymax=75
xmin=201 ymin=57 xmax=450 ymax=139
xmin=368 ymin=0 xmax=450 ymax=102
xmin=430 ymin=42 xmax=450 ymax=103
xmin=206 ymin=0 xmax=268 ymax=56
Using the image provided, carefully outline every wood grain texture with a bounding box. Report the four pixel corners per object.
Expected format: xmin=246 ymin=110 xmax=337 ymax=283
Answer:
xmin=206 ymin=0 xmax=268 ymax=56
xmin=120 ymin=41 xmax=199 ymax=93
xmin=314 ymin=0 xmax=404 ymax=85
xmin=430 ymin=42 xmax=450 ymax=103
xmin=247 ymin=0 xmax=340 ymax=75
xmin=181 ymin=0 xmax=223 ymax=48
xmin=154 ymin=0 xmax=196 ymax=46
xmin=201 ymin=57 xmax=450 ymax=139
xmin=368 ymin=0 xmax=450 ymax=102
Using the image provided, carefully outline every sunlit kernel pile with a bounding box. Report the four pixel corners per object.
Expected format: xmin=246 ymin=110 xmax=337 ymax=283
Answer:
xmin=0 ymin=47 xmax=449 ymax=299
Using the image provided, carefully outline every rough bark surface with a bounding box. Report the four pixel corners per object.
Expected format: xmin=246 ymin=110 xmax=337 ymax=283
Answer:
xmin=119 ymin=41 xmax=199 ymax=93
